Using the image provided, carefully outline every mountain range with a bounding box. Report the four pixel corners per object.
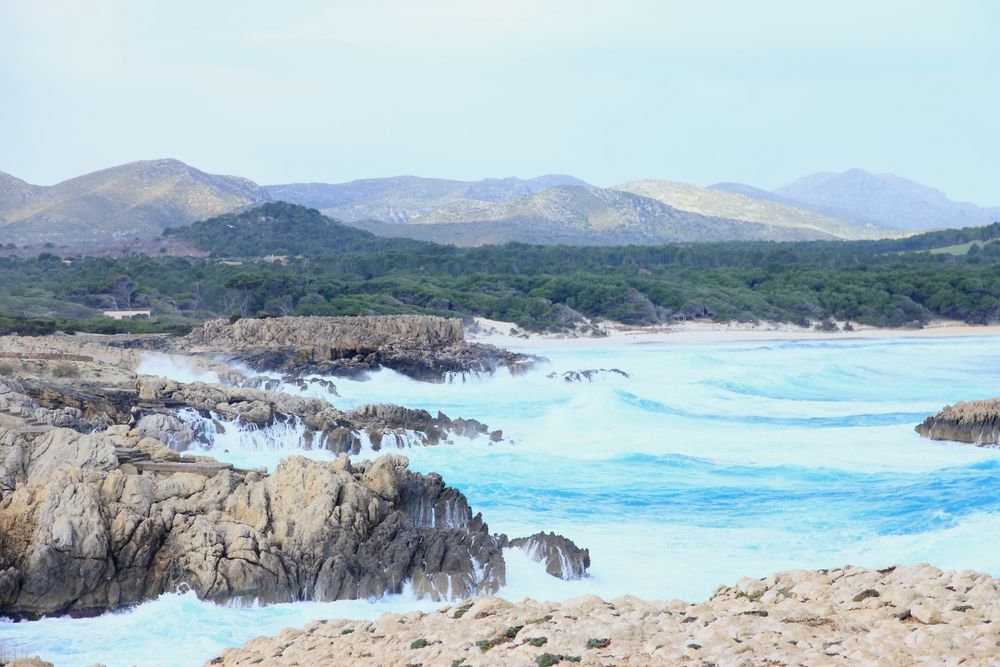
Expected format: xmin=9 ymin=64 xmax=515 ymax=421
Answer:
xmin=0 ymin=159 xmax=996 ymax=247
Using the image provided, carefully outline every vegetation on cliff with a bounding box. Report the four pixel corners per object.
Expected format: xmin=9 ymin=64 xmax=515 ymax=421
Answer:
xmin=1 ymin=203 xmax=998 ymax=333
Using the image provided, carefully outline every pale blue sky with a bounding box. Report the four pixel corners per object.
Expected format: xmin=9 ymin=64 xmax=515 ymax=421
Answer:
xmin=1 ymin=0 xmax=998 ymax=203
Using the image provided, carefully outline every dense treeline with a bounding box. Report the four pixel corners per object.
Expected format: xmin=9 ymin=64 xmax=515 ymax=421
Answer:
xmin=1 ymin=202 xmax=998 ymax=334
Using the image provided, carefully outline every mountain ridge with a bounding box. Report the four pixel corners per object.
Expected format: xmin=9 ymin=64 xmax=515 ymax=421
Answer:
xmin=265 ymin=174 xmax=592 ymax=223
xmin=0 ymin=159 xmax=271 ymax=245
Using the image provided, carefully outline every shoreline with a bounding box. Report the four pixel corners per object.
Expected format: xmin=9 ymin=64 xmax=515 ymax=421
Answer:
xmin=469 ymin=317 xmax=1000 ymax=348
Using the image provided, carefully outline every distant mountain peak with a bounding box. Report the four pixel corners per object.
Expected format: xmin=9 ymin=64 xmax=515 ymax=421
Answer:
xmin=774 ymin=169 xmax=992 ymax=230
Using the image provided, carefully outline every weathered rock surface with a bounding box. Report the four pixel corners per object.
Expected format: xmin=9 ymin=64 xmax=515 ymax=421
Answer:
xmin=133 ymin=413 xmax=196 ymax=451
xmin=0 ymin=378 xmax=132 ymax=432
xmin=0 ymin=447 xmax=505 ymax=619
xmin=183 ymin=315 xmax=535 ymax=382
xmin=916 ymin=398 xmax=1000 ymax=445
xmin=211 ymin=563 xmax=1000 ymax=666
xmin=505 ymin=531 xmax=591 ymax=580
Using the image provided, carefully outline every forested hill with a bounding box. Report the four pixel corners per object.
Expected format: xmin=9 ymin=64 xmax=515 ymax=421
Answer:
xmin=0 ymin=202 xmax=998 ymax=336
xmin=163 ymin=202 xmax=428 ymax=256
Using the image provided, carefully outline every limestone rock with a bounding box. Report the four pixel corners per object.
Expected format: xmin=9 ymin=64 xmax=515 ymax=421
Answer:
xmin=210 ymin=563 xmax=1000 ymax=667
xmin=182 ymin=315 xmax=536 ymax=382
xmin=916 ymin=398 xmax=1000 ymax=445
xmin=0 ymin=452 xmax=505 ymax=618
xmin=133 ymin=413 xmax=195 ymax=451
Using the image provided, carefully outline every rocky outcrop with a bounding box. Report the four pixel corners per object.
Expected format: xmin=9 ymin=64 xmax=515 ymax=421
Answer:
xmin=916 ymin=398 xmax=1000 ymax=445
xmin=547 ymin=368 xmax=629 ymax=383
xmin=505 ymin=531 xmax=591 ymax=580
xmin=210 ymin=563 xmax=1000 ymax=666
xmin=136 ymin=377 xmax=503 ymax=453
xmin=346 ymin=404 xmax=502 ymax=449
xmin=182 ymin=315 xmax=535 ymax=382
xmin=0 ymin=378 xmax=132 ymax=432
xmin=0 ymin=445 xmax=505 ymax=619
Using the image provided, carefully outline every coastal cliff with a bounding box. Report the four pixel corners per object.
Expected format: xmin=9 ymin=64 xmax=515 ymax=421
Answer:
xmin=916 ymin=398 xmax=1000 ymax=445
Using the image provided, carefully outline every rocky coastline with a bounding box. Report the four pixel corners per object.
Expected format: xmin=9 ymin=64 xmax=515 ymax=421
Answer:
xmin=210 ymin=563 xmax=1000 ymax=666
xmin=916 ymin=398 xmax=1000 ymax=446
xmin=0 ymin=320 xmax=584 ymax=620
xmin=0 ymin=408 xmax=587 ymax=619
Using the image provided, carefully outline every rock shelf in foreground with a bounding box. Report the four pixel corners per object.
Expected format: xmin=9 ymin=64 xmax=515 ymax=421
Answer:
xmin=916 ymin=398 xmax=1000 ymax=446
xmin=211 ymin=563 xmax=1000 ymax=666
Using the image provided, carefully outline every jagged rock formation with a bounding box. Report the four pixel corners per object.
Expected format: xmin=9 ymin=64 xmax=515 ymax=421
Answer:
xmin=347 ymin=404 xmax=501 ymax=449
xmin=547 ymin=369 xmax=629 ymax=383
xmin=505 ymin=531 xmax=591 ymax=580
xmin=211 ymin=563 xmax=1000 ymax=666
xmin=0 ymin=431 xmax=505 ymax=618
xmin=183 ymin=315 xmax=534 ymax=382
xmin=135 ymin=378 xmax=502 ymax=453
xmin=916 ymin=398 xmax=1000 ymax=445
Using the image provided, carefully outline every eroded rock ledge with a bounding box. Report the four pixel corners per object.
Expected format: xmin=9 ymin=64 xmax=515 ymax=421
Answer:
xmin=0 ymin=423 xmax=587 ymax=619
xmin=916 ymin=398 xmax=1000 ymax=446
xmin=3 ymin=374 xmax=503 ymax=453
xmin=211 ymin=563 xmax=1000 ymax=666
xmin=183 ymin=315 xmax=536 ymax=382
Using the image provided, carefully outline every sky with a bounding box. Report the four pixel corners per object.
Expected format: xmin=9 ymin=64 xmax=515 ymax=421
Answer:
xmin=1 ymin=0 xmax=998 ymax=203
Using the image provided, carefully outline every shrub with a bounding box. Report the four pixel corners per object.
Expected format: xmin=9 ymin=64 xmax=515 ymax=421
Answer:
xmin=51 ymin=361 xmax=80 ymax=378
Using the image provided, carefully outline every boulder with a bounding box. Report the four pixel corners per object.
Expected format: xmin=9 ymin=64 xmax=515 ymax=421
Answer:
xmin=133 ymin=413 xmax=196 ymax=451
xmin=505 ymin=531 xmax=591 ymax=580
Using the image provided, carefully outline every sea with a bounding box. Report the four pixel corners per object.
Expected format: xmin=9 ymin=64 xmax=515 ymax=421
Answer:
xmin=4 ymin=334 xmax=1000 ymax=666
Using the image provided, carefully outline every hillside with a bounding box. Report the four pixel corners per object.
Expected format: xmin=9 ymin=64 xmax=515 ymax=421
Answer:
xmin=0 ymin=171 xmax=40 ymax=213
xmin=0 ymin=159 xmax=271 ymax=245
xmin=265 ymin=174 xmax=592 ymax=223
xmin=361 ymin=185 xmax=854 ymax=245
xmin=615 ymin=179 xmax=883 ymax=240
xmin=774 ymin=168 xmax=998 ymax=230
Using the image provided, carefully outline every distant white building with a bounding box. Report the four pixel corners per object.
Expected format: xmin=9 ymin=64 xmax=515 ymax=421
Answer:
xmin=102 ymin=309 xmax=152 ymax=320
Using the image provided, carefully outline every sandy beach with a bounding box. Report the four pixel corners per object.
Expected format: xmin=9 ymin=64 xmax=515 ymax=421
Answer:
xmin=468 ymin=317 xmax=1000 ymax=349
